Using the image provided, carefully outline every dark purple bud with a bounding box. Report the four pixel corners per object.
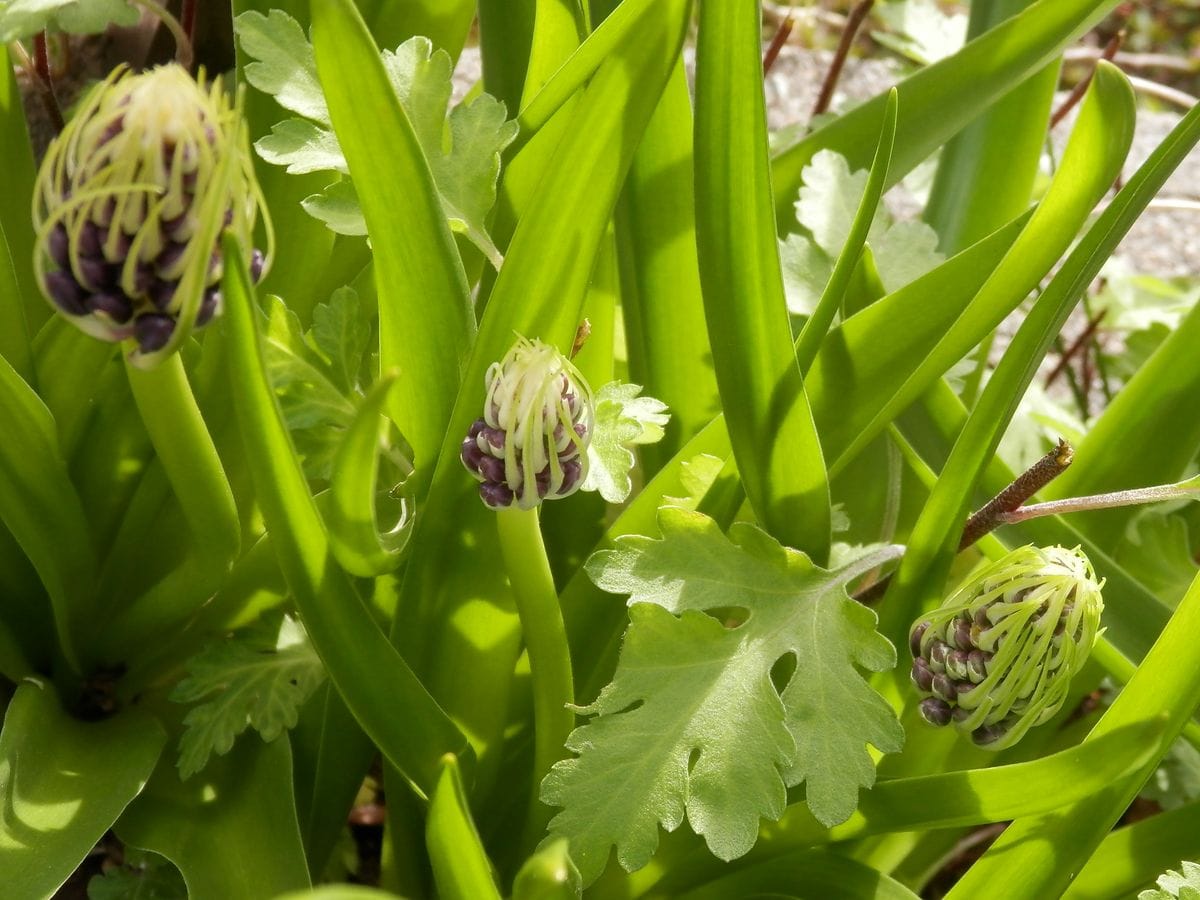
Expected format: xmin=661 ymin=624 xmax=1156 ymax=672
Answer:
xmin=75 ymin=256 xmax=111 ymax=292
xmin=477 ymin=455 xmax=505 ymax=484
xmin=955 ymin=682 xmax=976 ymax=699
xmin=931 ymin=673 xmax=957 ymax=702
xmin=467 ymin=418 xmax=486 ymax=439
xmin=461 ymin=438 xmax=485 ymax=476
xmin=77 ymin=222 xmax=102 ymax=257
xmin=150 ymin=279 xmax=178 ymax=311
xmin=928 ymin=641 xmax=949 ymax=672
xmin=481 ymin=427 xmax=505 ymax=453
xmin=134 ymin=314 xmax=175 ymax=353
xmin=973 ymin=606 xmax=990 ymax=628
xmin=88 ymin=292 xmax=133 ymax=323
xmin=919 ymin=697 xmax=953 ymax=727
xmin=133 ymin=262 xmax=155 ymax=295
xmin=44 ymin=271 xmax=88 ymax=315
xmin=196 ymin=288 xmax=220 ymax=327
xmin=909 ymin=621 xmax=929 ymax=658
xmin=953 ymin=618 xmax=973 ymax=651
xmin=910 ymin=658 xmax=934 ymax=692
xmin=972 ymin=723 xmax=1009 ymax=746
xmin=535 ymin=466 xmax=551 ymax=498
xmin=250 ymin=249 xmax=265 ymax=282
xmin=559 ymin=458 xmax=583 ymax=494
xmin=157 ymin=241 xmax=188 ymax=274
xmin=945 ymin=649 xmax=970 ymax=681
xmin=479 ymin=481 xmax=515 ymax=509
xmin=48 ymin=224 xmax=70 ymax=268
xmin=967 ymin=650 xmax=988 ymax=683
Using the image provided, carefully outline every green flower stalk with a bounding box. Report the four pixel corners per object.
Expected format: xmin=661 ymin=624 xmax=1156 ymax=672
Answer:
xmin=461 ymin=336 xmax=594 ymax=509
xmin=909 ymin=545 xmax=1104 ymax=750
xmin=33 ymin=64 xmax=269 ymax=365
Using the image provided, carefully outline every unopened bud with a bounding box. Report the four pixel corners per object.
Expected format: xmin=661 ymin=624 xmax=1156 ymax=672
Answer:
xmin=909 ymin=545 xmax=1104 ymax=750
xmin=461 ymin=336 xmax=593 ymax=510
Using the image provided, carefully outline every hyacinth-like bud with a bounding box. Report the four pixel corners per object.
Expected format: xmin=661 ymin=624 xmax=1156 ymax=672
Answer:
xmin=33 ymin=64 xmax=270 ymax=365
xmin=909 ymin=545 xmax=1104 ymax=751
xmin=461 ymin=336 xmax=593 ymax=510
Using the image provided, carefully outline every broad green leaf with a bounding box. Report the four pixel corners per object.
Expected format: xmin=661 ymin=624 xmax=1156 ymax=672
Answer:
xmin=236 ymin=9 xmax=329 ymax=124
xmin=544 ymin=508 xmax=903 ymax=884
xmin=311 ymin=286 xmax=370 ymax=394
xmin=794 ymin=150 xmax=942 ymax=295
xmin=117 ymin=729 xmax=309 ymax=899
xmin=426 ymin=755 xmax=502 ymax=900
xmin=301 ymin=181 xmax=366 ymax=236
xmin=643 ymin=717 xmax=1165 ymax=897
xmin=0 ymin=682 xmax=165 ymax=899
xmin=693 ymin=0 xmax=829 ymax=561
xmin=582 ymin=382 xmax=669 ymax=503
xmin=311 ymin=3 xmax=473 ymax=491
xmin=257 ymin=118 xmax=346 ymax=174
xmin=0 ymin=0 xmax=137 ymax=39
xmin=87 ymin=849 xmax=186 ymax=900
xmin=221 ymin=232 xmax=472 ymax=794
xmin=360 ymin=0 xmax=476 ymax=58
xmin=0 ymin=208 xmax=32 ymax=381
xmin=1140 ymin=863 xmax=1200 ymax=900
xmin=771 ymin=0 xmax=1124 ymax=228
xmin=170 ymin=615 xmax=326 ymax=779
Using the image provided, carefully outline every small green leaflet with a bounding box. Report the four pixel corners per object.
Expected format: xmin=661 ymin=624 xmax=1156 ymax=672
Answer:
xmin=542 ymin=508 xmax=904 ymax=885
xmin=234 ymin=11 xmax=517 ymax=267
xmin=87 ymin=849 xmax=186 ymax=900
xmin=0 ymin=0 xmax=138 ymax=41
xmin=311 ymin=286 xmax=372 ymax=395
xmin=169 ymin=614 xmax=326 ymax=779
xmin=781 ymin=150 xmax=943 ymax=315
xmin=1116 ymin=511 xmax=1200 ymax=609
xmin=583 ymin=382 xmax=670 ymax=504
xmin=1139 ymin=861 xmax=1200 ymax=900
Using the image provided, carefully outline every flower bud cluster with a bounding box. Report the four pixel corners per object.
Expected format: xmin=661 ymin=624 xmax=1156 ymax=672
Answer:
xmin=910 ymin=545 xmax=1104 ymax=751
xmin=461 ymin=336 xmax=593 ymax=510
xmin=33 ymin=64 xmax=268 ymax=363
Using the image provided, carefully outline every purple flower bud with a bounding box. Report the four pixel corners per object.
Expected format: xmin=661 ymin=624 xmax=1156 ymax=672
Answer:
xmin=44 ymin=271 xmax=88 ymax=316
xmin=88 ymin=292 xmax=133 ymax=324
xmin=931 ymin=673 xmax=957 ymax=702
xmin=479 ymin=481 xmax=515 ymax=509
xmin=910 ymin=658 xmax=933 ymax=692
xmin=919 ymin=698 xmax=953 ymax=727
xmin=134 ymin=314 xmax=175 ymax=353
xmin=910 ymin=621 xmax=929 ymax=658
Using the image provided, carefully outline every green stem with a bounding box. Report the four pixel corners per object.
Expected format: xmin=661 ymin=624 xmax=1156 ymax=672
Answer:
xmin=496 ymin=506 xmax=575 ymax=842
xmin=124 ymin=352 xmax=240 ymax=570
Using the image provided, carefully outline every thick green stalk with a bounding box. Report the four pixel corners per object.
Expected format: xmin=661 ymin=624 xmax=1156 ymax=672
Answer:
xmin=496 ymin=507 xmax=575 ymax=843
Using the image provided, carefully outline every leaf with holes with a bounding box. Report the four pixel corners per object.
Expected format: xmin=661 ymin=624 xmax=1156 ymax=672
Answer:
xmin=541 ymin=507 xmax=904 ymax=885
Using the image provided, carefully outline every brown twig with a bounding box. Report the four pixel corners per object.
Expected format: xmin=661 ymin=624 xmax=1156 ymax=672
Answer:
xmin=812 ymin=0 xmax=874 ymax=118
xmin=763 ymin=14 xmax=794 ymax=77
xmin=32 ymin=32 xmax=65 ymax=133
xmin=181 ymin=0 xmax=198 ymax=46
xmin=1044 ymin=308 xmax=1107 ymax=389
xmin=1051 ymin=29 xmax=1125 ymax=128
xmin=855 ymin=441 xmax=1075 ymax=605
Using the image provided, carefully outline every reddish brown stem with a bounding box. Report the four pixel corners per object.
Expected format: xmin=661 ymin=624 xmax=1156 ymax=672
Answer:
xmin=1051 ymin=29 xmax=1125 ymax=128
xmin=32 ymin=32 xmax=65 ymax=132
xmin=855 ymin=441 xmax=1075 ymax=605
xmin=812 ymin=0 xmax=874 ymax=118
xmin=181 ymin=0 xmax=198 ymax=45
xmin=763 ymin=15 xmax=794 ymax=77
xmin=1044 ymin=308 xmax=1107 ymax=389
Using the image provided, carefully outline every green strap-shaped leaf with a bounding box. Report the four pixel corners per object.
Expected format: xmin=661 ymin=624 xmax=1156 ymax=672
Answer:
xmin=945 ymin=568 xmax=1200 ymax=900
xmin=693 ymin=0 xmax=830 ymax=562
xmin=220 ymin=232 xmax=472 ymax=794
xmin=310 ymin=0 xmax=474 ymax=495
xmin=426 ymin=755 xmax=503 ymax=900
xmin=615 ymin=60 xmax=719 ymax=471
xmin=322 ymin=374 xmax=412 ymax=577
xmin=677 ymin=849 xmax=922 ymax=900
xmin=771 ymin=0 xmax=1124 ymax=229
xmin=1065 ymin=799 xmax=1200 ymax=899
xmin=794 ymin=90 xmax=897 ymax=374
xmin=359 ymin=0 xmax=477 ymax=57
xmin=879 ymin=63 xmax=1136 ymax=642
xmin=644 ymin=717 xmax=1164 ymax=897
xmin=0 ymin=681 xmax=165 ymax=899
xmin=117 ymin=726 xmax=309 ymax=899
